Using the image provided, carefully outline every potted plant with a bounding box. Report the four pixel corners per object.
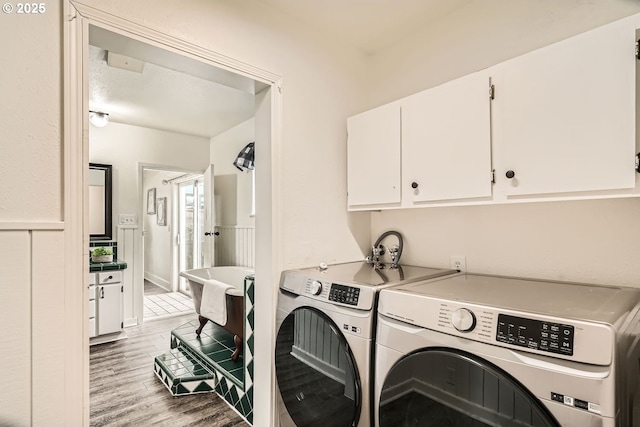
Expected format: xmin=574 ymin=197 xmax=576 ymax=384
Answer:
xmin=91 ymin=247 xmax=113 ymax=263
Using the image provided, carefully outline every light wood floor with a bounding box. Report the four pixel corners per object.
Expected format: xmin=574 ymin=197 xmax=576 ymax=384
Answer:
xmin=90 ymin=313 xmax=250 ymax=427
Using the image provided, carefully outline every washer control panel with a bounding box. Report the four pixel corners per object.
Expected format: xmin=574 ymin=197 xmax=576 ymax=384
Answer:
xmin=379 ymin=292 xmax=616 ymax=365
xmin=328 ymin=283 xmax=361 ymax=306
xmin=496 ymin=314 xmax=574 ymax=356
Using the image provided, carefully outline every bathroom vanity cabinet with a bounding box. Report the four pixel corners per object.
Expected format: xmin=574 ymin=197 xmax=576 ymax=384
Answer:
xmin=89 ymin=270 xmax=124 ymax=343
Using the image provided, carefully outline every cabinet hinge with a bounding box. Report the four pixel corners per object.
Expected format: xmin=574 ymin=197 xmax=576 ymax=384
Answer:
xmin=635 ymin=152 xmax=640 ymax=173
xmin=489 ymin=84 xmax=495 ymax=100
xmin=636 ymin=39 xmax=640 ymax=60
xmin=491 ymin=169 xmax=495 ymax=184
xmin=121 ymin=285 xmax=124 ymax=292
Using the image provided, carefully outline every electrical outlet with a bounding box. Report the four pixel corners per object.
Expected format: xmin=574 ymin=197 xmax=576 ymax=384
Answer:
xmin=119 ymin=213 xmax=137 ymax=225
xmin=450 ymin=255 xmax=466 ymax=272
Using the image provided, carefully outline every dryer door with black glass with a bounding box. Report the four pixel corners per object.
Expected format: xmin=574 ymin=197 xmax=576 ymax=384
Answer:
xmin=275 ymin=307 xmax=361 ymax=427
xmin=379 ymin=348 xmax=561 ymax=427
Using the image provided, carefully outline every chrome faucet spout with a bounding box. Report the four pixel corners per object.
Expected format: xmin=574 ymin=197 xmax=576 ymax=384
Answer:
xmin=371 ymin=230 xmax=404 ymax=268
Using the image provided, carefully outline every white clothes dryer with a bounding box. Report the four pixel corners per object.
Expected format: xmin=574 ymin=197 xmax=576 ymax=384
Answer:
xmin=275 ymin=261 xmax=457 ymax=427
xmin=374 ymin=273 xmax=640 ymax=427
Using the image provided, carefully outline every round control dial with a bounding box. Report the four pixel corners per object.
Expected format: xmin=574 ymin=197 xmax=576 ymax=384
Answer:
xmin=310 ymin=280 xmax=323 ymax=296
xmin=451 ymin=308 xmax=476 ymax=332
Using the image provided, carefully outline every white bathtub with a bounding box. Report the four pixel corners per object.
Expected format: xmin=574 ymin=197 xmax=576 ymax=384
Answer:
xmin=180 ymin=266 xmax=254 ymax=361
xmin=179 ymin=266 xmax=254 ymax=310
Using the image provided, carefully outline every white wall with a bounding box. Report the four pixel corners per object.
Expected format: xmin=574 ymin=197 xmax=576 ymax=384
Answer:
xmin=368 ymin=0 xmax=640 ymax=106
xmin=367 ymin=3 xmax=640 ymax=287
xmin=211 ymin=118 xmax=255 ymax=227
xmin=90 ymin=121 xmax=210 ymax=223
xmin=0 ymin=2 xmax=62 ymax=221
xmin=143 ymin=170 xmax=175 ymax=290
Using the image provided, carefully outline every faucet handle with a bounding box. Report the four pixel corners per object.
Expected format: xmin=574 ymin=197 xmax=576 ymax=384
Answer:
xmin=389 ymin=245 xmax=400 ymax=267
xmin=372 ymin=244 xmax=385 ymax=257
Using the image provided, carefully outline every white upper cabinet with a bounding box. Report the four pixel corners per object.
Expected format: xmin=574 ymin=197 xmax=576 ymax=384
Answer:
xmin=346 ymin=14 xmax=639 ymax=211
xmin=492 ymin=17 xmax=636 ymax=199
xmin=403 ymin=70 xmax=492 ymax=204
xmin=347 ymin=103 xmax=401 ymax=208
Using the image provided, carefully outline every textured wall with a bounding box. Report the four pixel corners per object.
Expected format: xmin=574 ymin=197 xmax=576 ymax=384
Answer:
xmin=0 ymin=2 xmax=62 ymax=221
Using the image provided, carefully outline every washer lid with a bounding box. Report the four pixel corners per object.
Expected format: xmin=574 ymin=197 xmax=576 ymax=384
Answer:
xmin=386 ymin=273 xmax=640 ymax=325
xmin=287 ymin=261 xmax=455 ymax=288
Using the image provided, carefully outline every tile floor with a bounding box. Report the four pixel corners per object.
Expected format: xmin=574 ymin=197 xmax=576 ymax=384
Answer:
xmin=144 ymin=281 xmax=194 ymax=320
xmin=171 ymin=320 xmax=245 ymax=385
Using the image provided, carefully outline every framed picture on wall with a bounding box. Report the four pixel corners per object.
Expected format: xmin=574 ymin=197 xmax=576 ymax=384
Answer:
xmin=157 ymin=197 xmax=167 ymax=226
xmin=147 ymin=188 xmax=156 ymax=214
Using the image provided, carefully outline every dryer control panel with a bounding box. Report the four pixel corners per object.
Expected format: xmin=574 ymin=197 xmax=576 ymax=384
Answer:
xmin=496 ymin=314 xmax=574 ymax=356
xmin=328 ymin=283 xmax=361 ymax=306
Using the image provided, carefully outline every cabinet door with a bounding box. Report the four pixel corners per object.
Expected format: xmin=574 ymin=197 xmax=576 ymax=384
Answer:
xmin=97 ymin=284 xmax=122 ymax=335
xmin=347 ymin=103 xmax=401 ymax=208
xmin=402 ymin=70 xmax=492 ymax=203
xmin=493 ymin=18 xmax=635 ymax=197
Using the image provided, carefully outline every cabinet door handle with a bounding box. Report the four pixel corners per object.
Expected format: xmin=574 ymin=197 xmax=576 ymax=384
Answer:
xmin=505 ymin=170 xmax=516 ymax=179
xmin=411 ymin=182 xmax=419 ymax=189
xmin=100 ymin=287 xmax=104 ymax=299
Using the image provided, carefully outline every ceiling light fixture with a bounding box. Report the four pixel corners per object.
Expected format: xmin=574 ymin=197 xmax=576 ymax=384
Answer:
xmin=89 ymin=111 xmax=109 ymax=127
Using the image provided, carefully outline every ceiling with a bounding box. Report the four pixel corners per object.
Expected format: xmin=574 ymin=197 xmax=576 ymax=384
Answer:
xmin=88 ymin=1 xmax=474 ymax=139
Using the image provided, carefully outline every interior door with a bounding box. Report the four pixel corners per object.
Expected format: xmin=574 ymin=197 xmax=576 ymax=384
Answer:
xmin=202 ymin=164 xmax=216 ymax=267
xmin=177 ymin=178 xmax=204 ymax=294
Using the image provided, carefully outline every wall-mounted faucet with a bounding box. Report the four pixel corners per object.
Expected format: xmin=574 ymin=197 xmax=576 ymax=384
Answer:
xmin=366 ymin=230 xmax=404 ymax=269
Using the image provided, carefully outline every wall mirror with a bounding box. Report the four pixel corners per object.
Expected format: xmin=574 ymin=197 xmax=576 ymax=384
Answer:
xmin=89 ymin=163 xmax=113 ymax=241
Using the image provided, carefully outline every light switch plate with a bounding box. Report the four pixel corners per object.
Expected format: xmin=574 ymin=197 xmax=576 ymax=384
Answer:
xmin=118 ymin=213 xmax=137 ymax=225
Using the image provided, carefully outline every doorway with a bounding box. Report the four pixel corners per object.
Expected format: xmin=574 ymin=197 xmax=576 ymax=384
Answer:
xmin=139 ymin=167 xmax=201 ymax=320
xmin=88 ymin=25 xmax=259 ymax=327
xmin=69 ymin=3 xmax=282 ymax=424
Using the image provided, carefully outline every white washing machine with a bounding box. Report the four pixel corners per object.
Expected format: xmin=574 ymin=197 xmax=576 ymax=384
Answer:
xmin=275 ymin=261 xmax=457 ymax=427
xmin=374 ymin=273 xmax=640 ymax=427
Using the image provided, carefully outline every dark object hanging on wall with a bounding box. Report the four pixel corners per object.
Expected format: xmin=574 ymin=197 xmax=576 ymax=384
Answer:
xmin=234 ymin=141 xmax=255 ymax=172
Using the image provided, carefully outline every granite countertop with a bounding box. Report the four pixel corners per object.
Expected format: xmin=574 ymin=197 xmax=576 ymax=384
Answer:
xmin=90 ymin=259 xmax=128 ymax=272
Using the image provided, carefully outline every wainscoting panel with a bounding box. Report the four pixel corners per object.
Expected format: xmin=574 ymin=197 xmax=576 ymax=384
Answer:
xmin=32 ymin=230 xmax=66 ymax=426
xmin=0 ymin=231 xmax=31 ymax=426
xmin=117 ymin=226 xmax=137 ymax=326
xmin=215 ymin=226 xmax=255 ymax=268
xmin=0 ymin=229 xmax=68 ymax=426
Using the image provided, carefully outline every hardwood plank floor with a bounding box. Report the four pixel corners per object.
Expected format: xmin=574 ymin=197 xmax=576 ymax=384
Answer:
xmin=90 ymin=313 xmax=250 ymax=427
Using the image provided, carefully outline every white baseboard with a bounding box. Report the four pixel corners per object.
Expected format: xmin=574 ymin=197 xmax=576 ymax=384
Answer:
xmin=144 ymin=272 xmax=171 ymax=291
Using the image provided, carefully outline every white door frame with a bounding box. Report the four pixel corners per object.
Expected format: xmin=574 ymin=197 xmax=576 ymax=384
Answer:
xmin=64 ymin=1 xmax=284 ymax=425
